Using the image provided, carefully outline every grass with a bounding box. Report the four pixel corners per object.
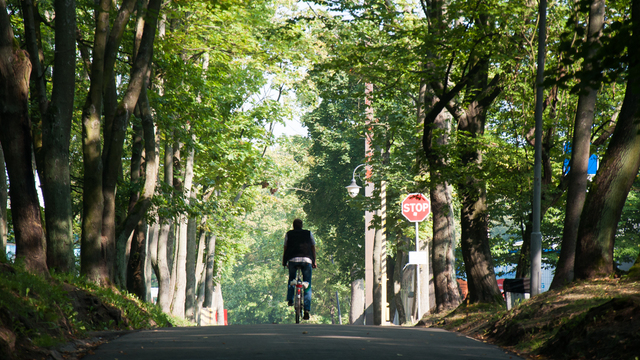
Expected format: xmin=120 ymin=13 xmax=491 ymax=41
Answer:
xmin=422 ymin=278 xmax=640 ymax=359
xmin=0 ymin=262 xmax=184 ymax=359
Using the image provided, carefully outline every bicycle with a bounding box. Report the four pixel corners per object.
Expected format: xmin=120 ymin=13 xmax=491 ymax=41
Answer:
xmin=290 ymin=266 xmax=309 ymax=324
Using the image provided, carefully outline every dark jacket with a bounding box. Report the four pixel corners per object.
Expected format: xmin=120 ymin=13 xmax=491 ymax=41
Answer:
xmin=282 ymin=229 xmax=314 ymax=266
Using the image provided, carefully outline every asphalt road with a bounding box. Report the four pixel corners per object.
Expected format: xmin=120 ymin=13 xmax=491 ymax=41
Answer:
xmin=82 ymin=324 xmax=522 ymax=360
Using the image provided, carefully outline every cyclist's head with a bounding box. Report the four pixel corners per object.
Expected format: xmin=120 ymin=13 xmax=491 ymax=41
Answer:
xmin=293 ymin=218 xmax=303 ymax=230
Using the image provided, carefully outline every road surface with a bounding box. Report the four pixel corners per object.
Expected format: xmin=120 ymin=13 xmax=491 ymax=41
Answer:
xmin=83 ymin=324 xmax=521 ymax=360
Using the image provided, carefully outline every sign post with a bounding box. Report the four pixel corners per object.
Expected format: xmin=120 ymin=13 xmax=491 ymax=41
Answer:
xmin=401 ymin=193 xmax=431 ymax=320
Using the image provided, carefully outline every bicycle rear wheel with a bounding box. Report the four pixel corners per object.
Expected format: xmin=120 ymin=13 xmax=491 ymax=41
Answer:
xmin=294 ymin=288 xmax=302 ymax=323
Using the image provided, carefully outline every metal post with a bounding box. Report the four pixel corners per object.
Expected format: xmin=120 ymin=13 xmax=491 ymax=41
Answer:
xmin=335 ymin=291 xmax=342 ymax=325
xmin=415 ymin=221 xmax=420 ymax=319
xmin=531 ymin=0 xmax=547 ymax=296
xmin=380 ymin=180 xmax=388 ymax=325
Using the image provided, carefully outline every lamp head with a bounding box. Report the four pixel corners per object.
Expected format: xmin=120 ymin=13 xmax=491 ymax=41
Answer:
xmin=346 ymin=179 xmax=361 ymax=198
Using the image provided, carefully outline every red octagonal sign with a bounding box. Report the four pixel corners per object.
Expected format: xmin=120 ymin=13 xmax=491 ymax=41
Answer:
xmin=401 ymin=193 xmax=431 ymax=222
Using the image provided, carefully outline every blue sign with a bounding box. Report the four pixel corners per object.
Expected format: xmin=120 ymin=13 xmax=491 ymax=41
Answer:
xmin=563 ymin=143 xmax=599 ymax=175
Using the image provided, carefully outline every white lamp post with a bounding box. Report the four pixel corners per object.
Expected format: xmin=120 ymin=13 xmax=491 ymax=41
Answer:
xmin=345 ymin=164 xmax=365 ymax=198
xmin=346 ymin=163 xmax=388 ymax=325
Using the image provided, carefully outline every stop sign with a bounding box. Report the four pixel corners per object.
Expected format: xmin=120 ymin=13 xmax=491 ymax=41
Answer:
xmin=401 ymin=193 xmax=431 ymax=222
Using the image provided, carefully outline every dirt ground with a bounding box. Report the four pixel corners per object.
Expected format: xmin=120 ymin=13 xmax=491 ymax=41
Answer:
xmin=422 ymin=278 xmax=640 ymax=360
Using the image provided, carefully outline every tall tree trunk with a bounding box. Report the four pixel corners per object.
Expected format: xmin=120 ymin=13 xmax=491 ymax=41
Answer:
xmin=0 ymin=3 xmax=48 ymax=275
xmin=40 ymin=0 xmax=76 ymax=273
xmin=195 ymin=223 xmax=207 ymax=290
xmin=456 ymin=63 xmax=503 ymax=304
xmin=1 ymin=147 xmax=7 ymax=261
xmin=171 ymin=139 xmax=195 ymax=318
xmin=123 ymin=89 xmax=159 ymax=299
xmin=575 ymin=0 xmax=640 ymax=279
xmin=372 ymin=209 xmax=383 ymax=325
xmin=551 ymin=0 xmax=605 ymax=289
xmin=392 ymin=246 xmax=407 ymax=324
xmin=157 ymin=217 xmax=173 ymax=311
xmin=20 ymin=0 xmax=47 ymax=187
xmin=193 ymin=225 xmax=207 ymax=321
xmin=431 ymin=180 xmax=460 ymax=311
xmin=148 ymin=221 xmax=160 ymax=298
xmin=418 ymin=0 xmax=460 ymax=313
xmin=195 ymin=247 xmax=207 ymax=324
xmin=349 ymin=270 xmax=365 ymax=325
xmin=215 ymin=282 xmax=225 ymax=325
xmin=125 ymin=119 xmax=146 ymax=299
xmin=185 ymin=191 xmax=198 ymax=321
xmin=127 ymin=219 xmax=147 ymax=299
xmin=80 ymin=0 xmax=110 ymax=284
xmin=156 ymin=142 xmax=174 ymax=312
xmin=425 ymin=97 xmax=461 ymax=312
xmin=108 ymin=0 xmax=160 ymax=287
xmin=167 ymin=141 xmax=181 ymax=311
xmin=203 ymin=234 xmax=217 ymax=307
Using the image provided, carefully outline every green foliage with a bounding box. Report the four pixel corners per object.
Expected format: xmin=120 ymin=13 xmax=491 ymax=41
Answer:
xmin=615 ymin=176 xmax=640 ymax=266
xmin=223 ymin=139 xmax=350 ymax=324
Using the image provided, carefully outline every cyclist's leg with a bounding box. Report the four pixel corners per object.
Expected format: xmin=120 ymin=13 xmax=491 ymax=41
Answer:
xmin=301 ymin=262 xmax=312 ymax=311
xmin=286 ymin=262 xmax=297 ymax=304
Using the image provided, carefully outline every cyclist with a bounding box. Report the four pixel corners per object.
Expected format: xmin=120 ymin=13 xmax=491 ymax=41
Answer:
xmin=282 ymin=219 xmax=317 ymax=320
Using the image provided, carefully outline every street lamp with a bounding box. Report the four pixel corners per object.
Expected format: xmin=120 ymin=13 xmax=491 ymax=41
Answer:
xmin=345 ymin=164 xmax=366 ymax=198
xmin=345 ymin=163 xmax=388 ymax=325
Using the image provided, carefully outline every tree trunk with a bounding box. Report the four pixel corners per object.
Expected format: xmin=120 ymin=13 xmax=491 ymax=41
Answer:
xmin=172 ymin=213 xmax=187 ymax=317
xmin=80 ymin=0 xmax=110 ymax=284
xmin=155 ymin=148 xmax=174 ymax=311
xmin=126 ymin=219 xmax=147 ymax=299
xmin=1 ymin=147 xmax=7 ymax=261
xmin=148 ymin=221 xmax=160 ymax=301
xmin=20 ymin=0 xmax=47 ymax=187
xmin=431 ymin=180 xmax=461 ymax=311
xmin=108 ymin=0 xmax=160 ymax=288
xmin=39 ymin=0 xmax=77 ymax=273
xmin=424 ymin=96 xmax=461 ymax=312
xmin=118 ymin=76 xmax=159 ymax=288
xmin=171 ymin=139 xmax=195 ymax=318
xmin=156 ymin=216 xmax=173 ymax=312
xmin=125 ymin=121 xmax=144 ymax=294
xmin=195 ymin=224 xmax=207 ymax=289
xmin=195 ymin=247 xmax=207 ymax=324
xmin=203 ymin=234 xmax=217 ymax=307
xmin=215 ymin=283 xmax=225 ymax=325
xmin=0 ymin=3 xmax=48 ymax=275
xmin=349 ymin=276 xmax=365 ymax=325
xmin=372 ymin=210 xmax=383 ymax=325
xmin=392 ymin=247 xmax=406 ymax=324
xmin=193 ymin=225 xmax=207 ymax=322
xmin=456 ymin=65 xmax=503 ymax=304
xmin=185 ymin=191 xmax=198 ymax=321
xmin=574 ymin=0 xmax=640 ymax=279
xmin=167 ymin=142 xmax=181 ymax=311
xmin=552 ymin=0 xmax=605 ymax=290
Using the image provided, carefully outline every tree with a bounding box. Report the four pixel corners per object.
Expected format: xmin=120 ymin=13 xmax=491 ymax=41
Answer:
xmin=80 ymin=0 xmax=161 ymax=284
xmin=574 ymin=0 xmax=640 ymax=279
xmin=41 ymin=0 xmax=77 ymax=273
xmin=419 ymin=0 xmax=462 ymax=312
xmin=1 ymin=147 xmax=7 ymax=261
xmin=0 ymin=0 xmax=48 ymax=275
xmin=552 ymin=0 xmax=606 ymax=289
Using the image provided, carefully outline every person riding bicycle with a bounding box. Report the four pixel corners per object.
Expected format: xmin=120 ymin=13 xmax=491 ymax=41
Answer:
xmin=282 ymin=219 xmax=317 ymax=320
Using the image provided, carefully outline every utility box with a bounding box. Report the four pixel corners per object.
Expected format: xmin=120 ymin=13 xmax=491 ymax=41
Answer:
xmin=503 ymin=278 xmax=531 ymax=310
